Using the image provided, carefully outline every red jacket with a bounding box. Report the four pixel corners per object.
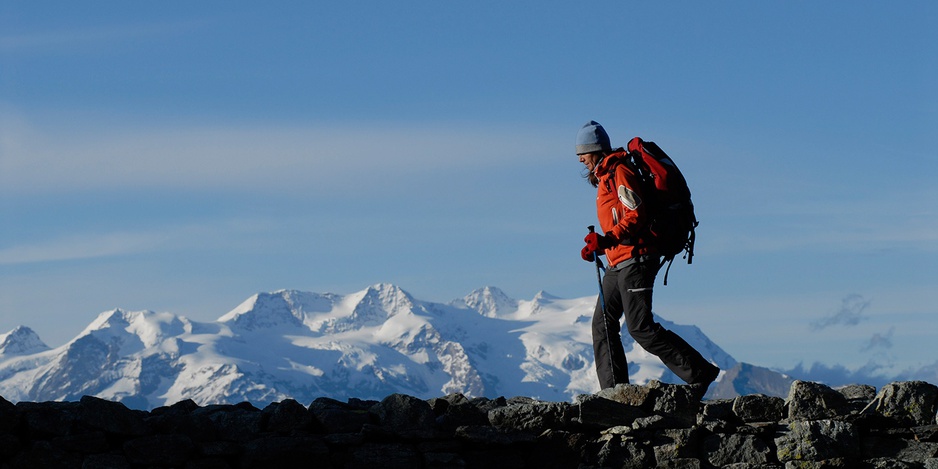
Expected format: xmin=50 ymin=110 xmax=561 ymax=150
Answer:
xmin=594 ymin=150 xmax=657 ymax=267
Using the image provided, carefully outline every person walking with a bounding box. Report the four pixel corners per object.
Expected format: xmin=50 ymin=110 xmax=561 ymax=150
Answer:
xmin=576 ymin=120 xmax=719 ymax=393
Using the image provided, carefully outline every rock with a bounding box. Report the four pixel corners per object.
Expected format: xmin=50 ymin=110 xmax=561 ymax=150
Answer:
xmin=369 ymin=393 xmax=436 ymax=437
xmin=657 ymin=458 xmax=702 ymax=468
xmin=698 ymin=398 xmax=739 ymax=432
xmin=240 ymin=435 xmax=330 ymax=466
xmin=123 ymin=433 xmax=195 ymax=466
xmin=775 ymin=419 xmax=859 ymax=462
xmin=434 ymin=397 xmax=489 ymax=430
xmin=702 ymin=432 xmax=772 ymax=466
xmin=861 ymin=434 xmax=938 ymax=462
xmin=788 ymin=380 xmax=851 ymax=421
xmin=488 ymin=401 xmax=571 ymax=433
xmin=596 ymin=434 xmax=654 ymax=468
xmin=454 ymin=424 xmax=535 ymax=445
xmin=262 ymin=398 xmax=316 ymax=434
xmin=16 ymin=401 xmax=80 ymax=438
xmin=873 ymin=381 xmax=938 ymax=427
xmin=78 ymin=395 xmax=149 ymax=436
xmin=648 ymin=380 xmax=701 ymax=426
xmin=837 ymin=384 xmax=877 ymax=416
xmin=7 ymin=439 xmax=82 ymax=468
xmin=347 ymin=443 xmax=422 ymax=469
xmin=1 ymin=381 xmax=937 ymax=467
xmin=575 ymin=394 xmax=647 ymax=429
xmin=651 ymin=427 xmax=700 ymax=462
xmin=594 ymin=383 xmax=657 ymax=410
xmin=0 ymin=394 xmax=19 ymax=434
xmin=837 ymin=383 xmax=876 ymax=401
xmin=733 ymin=394 xmax=786 ymax=423
xmin=309 ymin=397 xmax=375 ymax=434
xmin=192 ymin=403 xmax=263 ymax=442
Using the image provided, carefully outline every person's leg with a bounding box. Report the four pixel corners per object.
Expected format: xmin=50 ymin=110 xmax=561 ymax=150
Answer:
xmin=592 ymin=268 xmax=630 ymax=389
xmin=620 ymin=260 xmax=718 ymax=384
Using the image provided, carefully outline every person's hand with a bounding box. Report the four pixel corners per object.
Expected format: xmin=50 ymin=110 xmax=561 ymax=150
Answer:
xmin=581 ymin=245 xmax=595 ymax=262
xmin=581 ymin=232 xmax=613 ymax=261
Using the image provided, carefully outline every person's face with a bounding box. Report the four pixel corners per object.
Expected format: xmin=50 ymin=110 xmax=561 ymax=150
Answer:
xmin=578 ymin=152 xmax=601 ymax=172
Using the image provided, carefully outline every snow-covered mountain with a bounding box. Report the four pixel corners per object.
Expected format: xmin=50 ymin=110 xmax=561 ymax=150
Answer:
xmin=0 ymin=284 xmax=740 ymax=410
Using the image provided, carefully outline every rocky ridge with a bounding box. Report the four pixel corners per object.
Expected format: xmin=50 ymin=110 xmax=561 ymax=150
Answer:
xmin=1 ymin=380 xmax=937 ymax=468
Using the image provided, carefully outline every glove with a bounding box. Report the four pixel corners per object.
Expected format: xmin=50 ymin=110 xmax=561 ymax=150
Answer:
xmin=580 ymin=245 xmax=595 ymax=262
xmin=581 ymin=232 xmax=615 ymax=261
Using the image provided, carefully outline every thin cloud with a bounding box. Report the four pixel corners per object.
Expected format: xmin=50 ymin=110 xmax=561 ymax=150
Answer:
xmin=810 ymin=294 xmax=871 ymax=330
xmin=860 ymin=326 xmax=895 ymax=352
xmin=0 ymin=232 xmax=170 ymax=265
xmin=0 ymin=115 xmax=558 ymax=195
xmin=0 ymin=20 xmax=206 ymax=53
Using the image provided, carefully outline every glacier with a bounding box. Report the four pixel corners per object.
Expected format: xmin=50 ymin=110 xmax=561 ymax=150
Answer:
xmin=0 ymin=283 xmax=737 ymax=410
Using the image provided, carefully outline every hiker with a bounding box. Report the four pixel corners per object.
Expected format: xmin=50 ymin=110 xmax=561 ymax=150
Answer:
xmin=576 ymin=120 xmax=719 ymax=393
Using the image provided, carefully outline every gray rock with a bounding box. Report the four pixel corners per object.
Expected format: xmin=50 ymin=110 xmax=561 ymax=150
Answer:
xmin=837 ymin=384 xmax=876 ymax=401
xmin=262 ymin=398 xmax=315 ymax=434
xmin=657 ymin=458 xmax=703 ymax=468
xmin=702 ymin=433 xmax=772 ymax=466
xmin=370 ymin=393 xmax=436 ymax=435
xmin=861 ymin=435 xmax=938 ymax=462
xmin=488 ymin=401 xmax=571 ymax=433
xmin=698 ymin=398 xmax=739 ymax=432
xmin=596 ymin=434 xmax=654 ymax=468
xmin=862 ymin=458 xmax=920 ymax=468
xmin=734 ymin=394 xmax=786 ymax=423
xmin=837 ymin=384 xmax=877 ymax=415
xmin=652 ymin=427 xmax=700 ymax=462
xmin=436 ymin=400 xmax=489 ymax=429
xmin=192 ymin=403 xmax=263 ymax=442
xmin=575 ymin=394 xmax=647 ymax=429
xmin=648 ymin=380 xmax=701 ymax=426
xmin=454 ymin=425 xmax=536 ymax=445
xmin=775 ymin=419 xmax=859 ymax=462
xmin=873 ymin=381 xmax=938 ymax=427
xmin=787 ymin=380 xmax=851 ymax=421
xmin=783 ymin=459 xmax=851 ymax=468
xmin=1 ymin=387 xmax=937 ymax=468
xmin=594 ymin=383 xmax=657 ymax=410
xmin=309 ymin=397 xmax=374 ymax=434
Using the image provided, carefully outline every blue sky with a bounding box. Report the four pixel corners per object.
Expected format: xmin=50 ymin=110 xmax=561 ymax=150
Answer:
xmin=2 ymin=2 xmax=936 ymax=382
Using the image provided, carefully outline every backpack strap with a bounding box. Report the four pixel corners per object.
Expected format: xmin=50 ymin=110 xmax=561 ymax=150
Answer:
xmin=661 ymin=256 xmax=675 ymax=286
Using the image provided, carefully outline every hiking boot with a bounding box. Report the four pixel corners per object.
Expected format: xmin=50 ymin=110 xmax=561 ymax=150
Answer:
xmin=689 ymin=363 xmax=720 ymax=400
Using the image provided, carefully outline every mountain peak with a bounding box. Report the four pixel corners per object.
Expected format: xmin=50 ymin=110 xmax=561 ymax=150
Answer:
xmin=77 ymin=308 xmax=187 ymax=350
xmin=533 ymin=291 xmax=559 ymax=302
xmin=349 ymin=283 xmax=416 ymax=325
xmin=0 ymin=326 xmax=49 ymax=356
xmin=218 ymin=291 xmax=305 ymax=331
xmin=459 ymin=286 xmax=517 ymax=318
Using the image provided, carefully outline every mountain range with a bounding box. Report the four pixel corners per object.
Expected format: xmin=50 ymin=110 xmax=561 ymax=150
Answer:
xmin=0 ymin=283 xmax=791 ymax=410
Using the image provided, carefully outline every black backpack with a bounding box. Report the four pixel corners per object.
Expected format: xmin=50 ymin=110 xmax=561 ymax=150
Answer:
xmin=625 ymin=137 xmax=698 ymax=285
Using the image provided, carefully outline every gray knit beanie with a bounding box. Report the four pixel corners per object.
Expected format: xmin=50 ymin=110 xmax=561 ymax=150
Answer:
xmin=575 ymin=120 xmax=611 ymax=155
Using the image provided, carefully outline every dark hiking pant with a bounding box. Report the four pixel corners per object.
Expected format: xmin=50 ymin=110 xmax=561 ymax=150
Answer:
xmin=592 ymin=257 xmax=713 ymax=389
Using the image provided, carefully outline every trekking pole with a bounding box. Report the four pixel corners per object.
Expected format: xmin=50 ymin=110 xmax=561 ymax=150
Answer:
xmin=589 ymin=225 xmax=620 ymax=385
xmin=587 ymin=226 xmax=606 ymax=312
